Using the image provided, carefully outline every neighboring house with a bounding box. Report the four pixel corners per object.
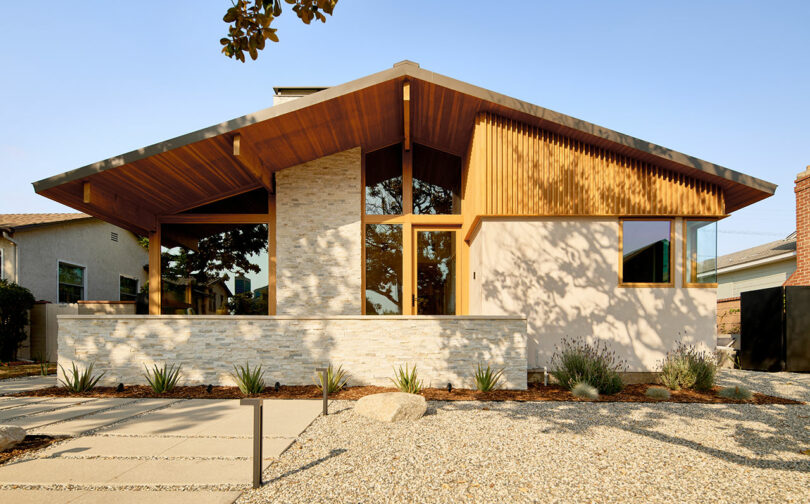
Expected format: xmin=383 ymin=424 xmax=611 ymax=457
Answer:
xmin=0 ymin=213 xmax=148 ymax=303
xmin=162 ymin=277 xmax=231 ymax=315
xmin=716 ymin=232 xmax=796 ymax=299
xmin=32 ymin=61 xmax=777 ymax=387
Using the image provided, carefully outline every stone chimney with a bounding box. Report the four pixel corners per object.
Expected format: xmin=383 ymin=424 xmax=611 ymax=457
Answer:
xmin=272 ymin=86 xmax=327 ymax=106
xmin=785 ymin=165 xmax=810 ymax=285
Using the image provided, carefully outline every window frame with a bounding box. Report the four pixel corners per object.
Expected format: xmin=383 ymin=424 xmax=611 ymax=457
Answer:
xmin=119 ymin=274 xmax=139 ymax=302
xmin=618 ymin=218 xmax=675 ymax=288
xmin=361 ymin=142 xmax=464 ymax=315
xmin=57 ymin=260 xmax=87 ymax=303
xmin=682 ymin=219 xmax=719 ymax=288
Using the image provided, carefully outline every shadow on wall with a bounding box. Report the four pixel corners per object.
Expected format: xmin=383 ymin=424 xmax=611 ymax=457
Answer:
xmin=479 ymin=218 xmax=716 ymax=371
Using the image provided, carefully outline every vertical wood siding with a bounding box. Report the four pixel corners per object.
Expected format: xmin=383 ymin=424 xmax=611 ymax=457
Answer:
xmin=468 ymin=113 xmax=725 ymax=217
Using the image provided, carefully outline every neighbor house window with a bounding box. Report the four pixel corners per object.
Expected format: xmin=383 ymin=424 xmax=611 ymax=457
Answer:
xmin=684 ymin=220 xmax=718 ymax=286
xmin=58 ymin=262 xmax=85 ymax=303
xmin=620 ymin=219 xmax=673 ymax=286
xmin=120 ymin=275 xmax=138 ymax=301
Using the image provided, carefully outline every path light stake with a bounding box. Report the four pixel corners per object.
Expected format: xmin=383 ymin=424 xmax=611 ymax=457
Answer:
xmin=316 ymin=367 xmax=328 ymax=416
xmin=240 ymin=398 xmax=263 ymax=489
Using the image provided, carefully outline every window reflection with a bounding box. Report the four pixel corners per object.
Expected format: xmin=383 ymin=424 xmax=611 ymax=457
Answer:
xmin=413 ymin=144 xmax=461 ymax=215
xmin=416 ymin=230 xmax=456 ymax=315
xmin=365 ymin=144 xmax=403 ymax=215
xmin=622 ymin=220 xmax=671 ymax=284
xmin=685 ymin=220 xmax=717 ymax=284
xmin=365 ymin=224 xmax=403 ymax=314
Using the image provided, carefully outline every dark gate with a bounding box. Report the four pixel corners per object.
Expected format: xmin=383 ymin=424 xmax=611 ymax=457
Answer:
xmin=785 ymin=286 xmax=810 ymax=372
xmin=740 ymin=287 xmax=784 ymax=371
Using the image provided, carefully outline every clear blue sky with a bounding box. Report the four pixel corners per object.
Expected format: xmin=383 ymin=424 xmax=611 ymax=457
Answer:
xmin=1 ymin=1 xmax=807 ymax=256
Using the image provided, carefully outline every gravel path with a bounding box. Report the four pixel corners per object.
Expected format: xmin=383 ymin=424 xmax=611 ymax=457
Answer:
xmin=239 ymin=374 xmax=810 ymax=503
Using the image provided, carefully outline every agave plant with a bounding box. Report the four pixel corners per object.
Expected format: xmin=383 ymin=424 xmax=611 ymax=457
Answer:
xmin=143 ymin=363 xmax=182 ymax=394
xmin=232 ymin=362 xmax=266 ymax=395
xmin=59 ymin=362 xmax=105 ymax=392
xmin=473 ymin=362 xmax=504 ymax=392
xmin=390 ymin=364 xmax=423 ymax=394
xmin=313 ymin=364 xmax=348 ymax=394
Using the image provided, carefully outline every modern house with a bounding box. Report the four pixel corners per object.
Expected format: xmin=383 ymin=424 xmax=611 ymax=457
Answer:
xmin=0 ymin=213 xmax=147 ymax=303
xmin=32 ymin=61 xmax=776 ymax=388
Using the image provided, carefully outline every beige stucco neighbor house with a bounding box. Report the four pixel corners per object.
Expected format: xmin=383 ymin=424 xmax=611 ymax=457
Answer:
xmin=716 ymin=232 xmax=796 ymax=299
xmin=31 ymin=61 xmax=776 ymax=388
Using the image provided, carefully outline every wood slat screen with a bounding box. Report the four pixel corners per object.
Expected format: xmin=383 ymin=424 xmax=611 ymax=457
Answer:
xmin=469 ymin=113 xmax=725 ymax=217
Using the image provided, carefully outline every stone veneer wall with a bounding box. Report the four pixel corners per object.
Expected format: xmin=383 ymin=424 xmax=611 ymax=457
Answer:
xmin=275 ymin=147 xmax=362 ymax=315
xmin=58 ymin=315 xmax=528 ymax=389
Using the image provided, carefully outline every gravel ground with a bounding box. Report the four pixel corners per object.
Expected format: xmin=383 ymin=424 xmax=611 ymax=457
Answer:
xmin=238 ymin=371 xmax=810 ymax=504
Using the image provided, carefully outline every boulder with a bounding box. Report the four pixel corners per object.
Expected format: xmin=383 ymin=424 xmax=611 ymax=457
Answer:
xmin=0 ymin=425 xmax=26 ymax=451
xmin=355 ymin=392 xmax=427 ymax=422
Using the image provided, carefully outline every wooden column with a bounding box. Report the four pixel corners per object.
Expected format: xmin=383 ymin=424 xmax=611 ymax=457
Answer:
xmin=267 ymin=190 xmax=277 ymax=315
xmin=402 ymin=147 xmax=414 ymax=315
xmin=148 ymin=222 xmax=161 ymax=315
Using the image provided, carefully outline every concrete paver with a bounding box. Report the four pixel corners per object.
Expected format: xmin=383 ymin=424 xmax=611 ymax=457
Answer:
xmin=110 ymin=458 xmax=268 ymax=485
xmin=7 ymin=398 xmax=137 ymax=430
xmin=0 ymin=376 xmax=57 ymax=395
xmin=0 ymin=398 xmax=92 ymax=421
xmin=0 ymin=457 xmax=143 ymax=485
xmin=0 ymin=489 xmax=240 ymax=504
xmin=33 ymin=399 xmax=178 ymax=436
xmin=0 ymin=396 xmax=52 ymax=410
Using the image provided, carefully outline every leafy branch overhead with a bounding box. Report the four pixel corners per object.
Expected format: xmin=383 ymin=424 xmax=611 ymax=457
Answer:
xmin=222 ymin=0 xmax=338 ymax=62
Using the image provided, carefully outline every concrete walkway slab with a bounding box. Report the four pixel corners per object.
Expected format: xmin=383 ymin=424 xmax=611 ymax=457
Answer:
xmin=167 ymin=436 xmax=295 ymax=459
xmin=0 ymin=398 xmax=92 ymax=421
xmin=7 ymin=399 xmax=137 ymax=430
xmin=0 ymin=489 xmax=240 ymax=504
xmin=0 ymin=395 xmax=52 ymax=410
xmin=0 ymin=376 xmax=57 ymax=395
xmin=0 ymin=457 xmax=143 ymax=485
xmin=41 ymin=435 xmax=185 ymax=458
xmin=109 ymin=458 xmax=265 ymax=485
xmin=33 ymin=399 xmax=178 ymax=436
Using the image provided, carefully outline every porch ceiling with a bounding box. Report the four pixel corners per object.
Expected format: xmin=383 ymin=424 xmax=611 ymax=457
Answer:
xmin=33 ymin=61 xmax=776 ymax=235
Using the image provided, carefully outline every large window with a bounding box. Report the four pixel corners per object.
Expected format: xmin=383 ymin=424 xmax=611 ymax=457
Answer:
xmin=365 ymin=144 xmax=403 ymax=215
xmin=120 ymin=276 xmax=139 ymax=302
xmin=365 ymin=224 xmax=403 ymax=314
xmin=412 ymin=144 xmax=461 ymax=215
xmin=58 ymin=262 xmax=85 ymax=303
xmin=620 ymin=220 xmax=673 ymax=286
xmin=684 ymin=220 xmax=718 ymax=286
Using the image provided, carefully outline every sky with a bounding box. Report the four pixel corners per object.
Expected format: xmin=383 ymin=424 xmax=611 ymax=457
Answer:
xmin=1 ymin=1 xmax=808 ymax=259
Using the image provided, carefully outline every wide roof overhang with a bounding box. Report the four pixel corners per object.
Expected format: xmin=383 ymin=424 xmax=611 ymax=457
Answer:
xmin=32 ymin=60 xmax=776 ymax=235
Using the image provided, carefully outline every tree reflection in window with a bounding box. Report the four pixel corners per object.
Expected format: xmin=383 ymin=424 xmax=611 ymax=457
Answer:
xmin=416 ymin=230 xmax=456 ymax=315
xmin=365 ymin=224 xmax=403 ymax=314
xmin=365 ymin=144 xmax=402 ymax=215
xmin=413 ymin=144 xmax=461 ymax=215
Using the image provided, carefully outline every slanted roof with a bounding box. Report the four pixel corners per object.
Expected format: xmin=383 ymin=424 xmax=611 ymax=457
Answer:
xmin=0 ymin=213 xmax=91 ymax=232
xmin=32 ymin=61 xmax=777 ymax=235
xmin=718 ymin=232 xmax=797 ymax=270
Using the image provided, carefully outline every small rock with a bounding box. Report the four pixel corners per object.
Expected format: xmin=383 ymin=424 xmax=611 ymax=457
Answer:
xmin=0 ymin=425 xmax=26 ymax=450
xmin=355 ymin=392 xmax=427 ymax=422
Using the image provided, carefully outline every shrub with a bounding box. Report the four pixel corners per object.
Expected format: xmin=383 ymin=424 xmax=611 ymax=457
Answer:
xmin=390 ymin=364 xmax=423 ymax=394
xmin=232 ymin=362 xmax=265 ymax=395
xmin=718 ymin=385 xmax=753 ymax=401
xmin=144 ymin=363 xmax=182 ymax=394
xmin=473 ymin=362 xmax=504 ymax=392
xmin=0 ymin=280 xmax=36 ymax=362
xmin=313 ymin=364 xmax=348 ymax=394
xmin=571 ymin=382 xmax=599 ymax=400
xmin=59 ymin=362 xmax=105 ymax=392
xmin=659 ymin=342 xmax=717 ymax=391
xmin=550 ymin=337 xmax=625 ymax=395
xmin=645 ymin=386 xmax=671 ymax=400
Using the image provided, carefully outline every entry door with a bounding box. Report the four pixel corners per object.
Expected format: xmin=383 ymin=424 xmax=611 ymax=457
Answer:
xmin=412 ymin=228 xmax=460 ymax=315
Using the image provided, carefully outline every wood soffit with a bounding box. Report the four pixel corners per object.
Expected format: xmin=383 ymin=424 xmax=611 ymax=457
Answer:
xmin=32 ymin=60 xmax=776 ymax=234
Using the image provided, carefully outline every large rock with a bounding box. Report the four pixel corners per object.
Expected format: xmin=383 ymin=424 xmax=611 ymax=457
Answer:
xmin=0 ymin=425 xmax=26 ymax=451
xmin=355 ymin=392 xmax=427 ymax=422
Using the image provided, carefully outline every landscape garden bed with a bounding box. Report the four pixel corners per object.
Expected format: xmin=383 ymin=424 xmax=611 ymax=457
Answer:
xmin=0 ymin=435 xmax=64 ymax=465
xmin=16 ymin=383 xmax=801 ymax=405
xmin=0 ymin=362 xmax=56 ymax=380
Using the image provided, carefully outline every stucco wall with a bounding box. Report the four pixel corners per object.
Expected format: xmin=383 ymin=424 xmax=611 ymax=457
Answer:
xmin=717 ymin=258 xmax=796 ymax=298
xmin=468 ymin=217 xmax=717 ymax=371
xmin=0 ymin=237 xmax=15 ymax=283
xmin=57 ymin=315 xmax=528 ymax=388
xmin=9 ymin=220 xmax=147 ymax=303
xmin=275 ymin=148 xmax=362 ymax=315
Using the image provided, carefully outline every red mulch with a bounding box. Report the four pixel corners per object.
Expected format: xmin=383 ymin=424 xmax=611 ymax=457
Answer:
xmin=15 ymin=383 xmax=801 ymax=405
xmin=0 ymin=435 xmax=65 ymax=465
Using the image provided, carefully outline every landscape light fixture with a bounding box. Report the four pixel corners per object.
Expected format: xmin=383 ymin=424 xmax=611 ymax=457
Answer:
xmin=207 ymin=384 xmax=213 ymax=393
xmin=274 ymin=381 xmax=280 ymax=392
xmin=447 ymin=382 xmax=452 ymax=393
xmin=116 ymin=383 xmax=124 ymax=392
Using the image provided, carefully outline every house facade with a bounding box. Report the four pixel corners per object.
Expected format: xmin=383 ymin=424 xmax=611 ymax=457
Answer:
xmin=716 ymin=232 xmax=796 ymax=299
xmin=32 ymin=62 xmax=776 ymax=388
xmin=0 ymin=214 xmax=147 ymax=303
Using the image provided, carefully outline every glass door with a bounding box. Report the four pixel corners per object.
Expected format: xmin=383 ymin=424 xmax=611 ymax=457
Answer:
xmin=412 ymin=228 xmax=459 ymax=315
